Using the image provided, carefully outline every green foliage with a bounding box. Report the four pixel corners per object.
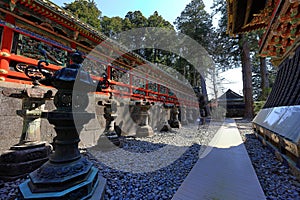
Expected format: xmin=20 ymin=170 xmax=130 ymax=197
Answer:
xmin=254 ymin=101 xmax=266 ymax=115
xmin=148 ymin=11 xmax=173 ymax=28
xmin=100 ymin=11 xmax=173 ymax=37
xmin=211 ymin=0 xmax=240 ymax=71
xmin=124 ymin=11 xmax=148 ymax=28
xmin=63 ymin=0 xmax=102 ymax=30
xmin=174 ymin=0 xmax=214 ymax=95
xmin=174 ymin=0 xmax=213 ymax=50
xmin=101 ymin=16 xmax=123 ymax=37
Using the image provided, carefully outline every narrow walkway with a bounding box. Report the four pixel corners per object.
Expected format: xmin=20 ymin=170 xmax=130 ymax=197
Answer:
xmin=172 ymin=118 xmax=266 ymax=200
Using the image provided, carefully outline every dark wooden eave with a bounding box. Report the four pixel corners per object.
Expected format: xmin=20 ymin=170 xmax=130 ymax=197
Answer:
xmin=227 ymin=0 xmax=269 ymax=35
xmin=218 ymin=89 xmax=244 ymax=102
xmin=227 ymin=0 xmax=300 ymax=66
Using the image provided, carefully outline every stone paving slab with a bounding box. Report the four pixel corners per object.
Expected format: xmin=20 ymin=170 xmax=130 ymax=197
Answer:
xmin=172 ymin=118 xmax=266 ymax=200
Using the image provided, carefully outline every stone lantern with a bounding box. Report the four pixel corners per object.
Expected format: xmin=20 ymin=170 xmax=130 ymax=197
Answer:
xmin=169 ymin=105 xmax=181 ymax=129
xmin=187 ymin=107 xmax=194 ymax=123
xmin=96 ymin=92 xmax=122 ymax=150
xmin=180 ymin=105 xmax=189 ymax=126
xmin=135 ymin=99 xmax=154 ymax=137
xmin=160 ymin=103 xmax=172 ymax=132
xmin=18 ymin=52 xmax=107 ymax=199
xmin=0 ymin=86 xmax=52 ymax=180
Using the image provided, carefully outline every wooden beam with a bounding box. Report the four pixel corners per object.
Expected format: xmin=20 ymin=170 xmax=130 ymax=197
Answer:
xmin=243 ymin=0 xmax=253 ymax=26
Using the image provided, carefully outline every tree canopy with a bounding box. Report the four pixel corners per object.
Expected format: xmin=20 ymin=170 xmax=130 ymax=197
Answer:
xmin=63 ymin=0 xmax=102 ymax=30
xmin=62 ymin=0 xmax=276 ymax=116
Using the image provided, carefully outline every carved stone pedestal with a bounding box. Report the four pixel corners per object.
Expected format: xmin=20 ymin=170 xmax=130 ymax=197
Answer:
xmin=19 ymin=158 xmax=106 ymax=200
xmin=180 ymin=106 xmax=189 ymax=126
xmin=0 ymin=142 xmax=51 ymax=180
xmin=19 ymin=112 xmax=106 ymax=200
xmin=135 ymin=100 xmax=154 ymax=137
xmin=169 ymin=106 xmax=181 ymax=129
xmin=160 ymin=105 xmax=172 ymax=132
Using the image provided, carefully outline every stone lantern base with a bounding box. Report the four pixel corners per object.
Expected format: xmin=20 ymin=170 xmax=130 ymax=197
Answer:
xmin=136 ymin=125 xmax=154 ymax=137
xmin=18 ymin=157 xmax=106 ymax=200
xmin=160 ymin=122 xmax=172 ymax=132
xmin=95 ymin=133 xmax=122 ymax=151
xmin=0 ymin=141 xmax=51 ymax=180
xmin=169 ymin=120 xmax=181 ymax=129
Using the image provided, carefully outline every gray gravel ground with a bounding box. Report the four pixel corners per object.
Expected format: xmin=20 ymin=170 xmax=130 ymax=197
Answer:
xmin=235 ymin=118 xmax=300 ymax=200
xmin=1 ymin=120 xmax=300 ymax=200
xmin=86 ymin=123 xmax=220 ymax=200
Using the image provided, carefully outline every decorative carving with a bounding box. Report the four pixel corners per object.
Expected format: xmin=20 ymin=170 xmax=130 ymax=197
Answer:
xmin=0 ymin=69 xmax=8 ymax=74
xmin=64 ymin=186 xmax=89 ymax=200
xmin=16 ymin=34 xmax=67 ymax=66
xmin=35 ymin=158 xmax=91 ymax=180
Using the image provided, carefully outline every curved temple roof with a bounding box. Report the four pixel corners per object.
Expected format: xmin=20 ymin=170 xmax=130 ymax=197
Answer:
xmin=227 ymin=0 xmax=300 ymax=66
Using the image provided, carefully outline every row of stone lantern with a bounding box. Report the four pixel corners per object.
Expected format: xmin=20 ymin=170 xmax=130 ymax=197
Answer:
xmin=0 ymin=53 xmax=200 ymax=199
xmin=91 ymin=97 xmax=199 ymax=153
xmin=117 ymin=101 xmax=198 ymax=137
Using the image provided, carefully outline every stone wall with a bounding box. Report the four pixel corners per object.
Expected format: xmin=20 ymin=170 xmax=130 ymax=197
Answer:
xmin=0 ymin=82 xmax=169 ymax=153
xmin=0 ymin=87 xmax=23 ymax=154
xmin=79 ymin=96 xmax=166 ymax=147
xmin=0 ymin=82 xmax=56 ymax=154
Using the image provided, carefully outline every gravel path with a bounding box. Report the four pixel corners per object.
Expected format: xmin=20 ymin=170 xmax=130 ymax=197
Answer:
xmin=235 ymin=118 xmax=300 ymax=200
xmin=87 ymin=123 xmax=220 ymax=199
xmin=0 ymin=123 xmax=220 ymax=200
xmin=1 ymin=120 xmax=300 ymax=200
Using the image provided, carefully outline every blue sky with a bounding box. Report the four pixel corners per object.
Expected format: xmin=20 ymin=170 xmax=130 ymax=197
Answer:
xmin=51 ymin=0 xmax=213 ymax=24
xmin=50 ymin=0 xmax=241 ymax=95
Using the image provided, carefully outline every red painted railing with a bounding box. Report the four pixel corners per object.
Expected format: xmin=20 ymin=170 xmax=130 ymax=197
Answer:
xmin=0 ymin=18 xmax=199 ymax=108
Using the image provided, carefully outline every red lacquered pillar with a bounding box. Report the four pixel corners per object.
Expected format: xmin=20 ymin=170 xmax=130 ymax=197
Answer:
xmin=0 ymin=14 xmax=15 ymax=81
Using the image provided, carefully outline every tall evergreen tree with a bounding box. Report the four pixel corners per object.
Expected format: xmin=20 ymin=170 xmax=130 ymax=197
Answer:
xmin=174 ymin=0 xmax=214 ymax=98
xmin=124 ymin=11 xmax=148 ymax=28
xmin=211 ymin=0 xmax=239 ymax=70
xmin=175 ymin=0 xmax=213 ymax=49
xmin=239 ymin=34 xmax=254 ymax=119
xmin=212 ymin=0 xmax=256 ymax=118
xmin=101 ymin=16 xmax=123 ymax=37
xmin=63 ymin=0 xmax=102 ymax=31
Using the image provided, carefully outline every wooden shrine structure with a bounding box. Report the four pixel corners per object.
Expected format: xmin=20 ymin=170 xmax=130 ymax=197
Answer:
xmin=0 ymin=0 xmax=203 ymax=183
xmin=0 ymin=0 xmax=201 ymax=146
xmin=0 ymin=0 xmax=198 ymax=106
xmin=218 ymin=89 xmax=245 ymax=117
xmin=227 ymin=0 xmax=300 ymax=179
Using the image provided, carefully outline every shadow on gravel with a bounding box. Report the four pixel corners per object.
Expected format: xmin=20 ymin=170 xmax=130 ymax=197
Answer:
xmin=241 ymin=130 xmax=300 ymax=200
xmin=85 ymin=142 xmax=202 ymax=200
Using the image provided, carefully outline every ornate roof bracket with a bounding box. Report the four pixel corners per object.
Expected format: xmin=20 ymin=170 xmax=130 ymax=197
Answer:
xmin=9 ymin=0 xmax=19 ymax=11
xmin=227 ymin=0 xmax=300 ymax=66
xmin=259 ymin=0 xmax=300 ymax=65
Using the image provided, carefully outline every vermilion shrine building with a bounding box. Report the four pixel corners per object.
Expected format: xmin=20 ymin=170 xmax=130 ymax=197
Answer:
xmin=227 ymin=0 xmax=300 ymax=178
xmin=0 ymin=0 xmax=200 ymax=152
